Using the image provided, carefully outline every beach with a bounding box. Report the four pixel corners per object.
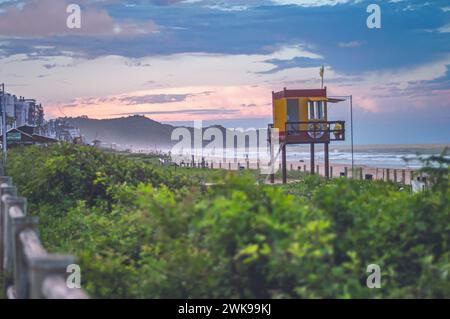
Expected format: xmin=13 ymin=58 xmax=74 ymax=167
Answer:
xmin=196 ymin=159 xmax=417 ymax=185
xmin=170 ymin=143 xmax=450 ymax=185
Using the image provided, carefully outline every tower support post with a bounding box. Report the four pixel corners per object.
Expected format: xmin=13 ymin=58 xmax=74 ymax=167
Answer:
xmin=310 ymin=143 xmax=315 ymax=174
xmin=269 ymin=135 xmax=275 ymax=184
xmin=282 ymin=143 xmax=287 ymax=184
xmin=324 ymin=142 xmax=330 ymax=179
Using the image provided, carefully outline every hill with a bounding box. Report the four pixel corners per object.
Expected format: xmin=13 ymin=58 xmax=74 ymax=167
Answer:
xmin=64 ymin=115 xmax=176 ymax=148
xmin=63 ymin=115 xmax=271 ymax=152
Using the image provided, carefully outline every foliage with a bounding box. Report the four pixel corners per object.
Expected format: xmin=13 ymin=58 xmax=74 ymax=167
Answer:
xmin=5 ymin=144 xmax=450 ymax=299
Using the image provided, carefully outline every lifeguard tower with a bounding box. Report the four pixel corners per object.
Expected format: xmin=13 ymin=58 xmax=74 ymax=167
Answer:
xmin=268 ymin=87 xmax=346 ymax=184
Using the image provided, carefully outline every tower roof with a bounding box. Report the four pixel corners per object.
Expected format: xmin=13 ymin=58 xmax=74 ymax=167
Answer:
xmin=272 ymin=88 xmax=327 ymax=100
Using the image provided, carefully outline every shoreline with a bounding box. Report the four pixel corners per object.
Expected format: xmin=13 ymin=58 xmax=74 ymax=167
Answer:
xmin=128 ymin=143 xmax=448 ymax=171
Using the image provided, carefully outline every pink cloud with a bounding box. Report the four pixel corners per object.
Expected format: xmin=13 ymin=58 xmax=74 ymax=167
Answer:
xmin=0 ymin=0 xmax=157 ymax=38
xmin=353 ymin=96 xmax=379 ymax=112
xmin=327 ymin=86 xmax=380 ymax=112
xmin=47 ymin=86 xmax=273 ymax=121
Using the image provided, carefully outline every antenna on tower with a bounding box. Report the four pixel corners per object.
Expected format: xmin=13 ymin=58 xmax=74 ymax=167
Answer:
xmin=319 ymin=65 xmax=325 ymax=89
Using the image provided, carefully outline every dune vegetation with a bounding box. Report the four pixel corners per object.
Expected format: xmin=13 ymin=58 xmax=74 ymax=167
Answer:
xmin=5 ymin=144 xmax=449 ymax=298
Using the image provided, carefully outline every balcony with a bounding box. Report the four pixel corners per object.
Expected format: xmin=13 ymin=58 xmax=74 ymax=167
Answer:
xmin=268 ymin=121 xmax=345 ymax=144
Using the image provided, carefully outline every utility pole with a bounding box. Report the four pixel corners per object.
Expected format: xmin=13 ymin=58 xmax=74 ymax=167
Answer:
xmin=350 ymin=95 xmax=354 ymax=176
xmin=328 ymin=95 xmax=355 ymax=177
xmin=0 ymin=83 xmax=6 ymax=167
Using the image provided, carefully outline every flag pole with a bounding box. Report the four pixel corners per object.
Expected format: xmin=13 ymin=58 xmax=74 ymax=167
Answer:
xmin=320 ymin=65 xmax=324 ymax=89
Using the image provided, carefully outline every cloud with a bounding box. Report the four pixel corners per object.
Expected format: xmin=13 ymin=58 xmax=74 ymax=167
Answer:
xmin=118 ymin=92 xmax=214 ymax=105
xmin=258 ymin=56 xmax=323 ymax=74
xmin=0 ymin=0 xmax=449 ymax=135
xmin=2 ymin=41 xmax=449 ymax=120
xmin=0 ymin=0 xmax=158 ymax=38
xmin=123 ymin=0 xmax=184 ymax=5
xmin=43 ymin=83 xmax=272 ymax=121
xmin=119 ymin=94 xmax=192 ymax=105
xmin=111 ymin=108 xmax=239 ymax=116
xmin=65 ymin=91 xmax=216 ymax=107
xmin=271 ymin=0 xmax=354 ymax=6
xmin=0 ymin=0 xmax=448 ymax=75
xmin=438 ymin=23 xmax=450 ymax=33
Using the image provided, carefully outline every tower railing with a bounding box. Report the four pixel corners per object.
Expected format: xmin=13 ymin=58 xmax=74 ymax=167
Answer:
xmin=283 ymin=120 xmax=346 ymax=143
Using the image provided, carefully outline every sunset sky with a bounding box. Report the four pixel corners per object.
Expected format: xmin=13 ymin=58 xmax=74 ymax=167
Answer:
xmin=0 ymin=0 xmax=449 ymax=144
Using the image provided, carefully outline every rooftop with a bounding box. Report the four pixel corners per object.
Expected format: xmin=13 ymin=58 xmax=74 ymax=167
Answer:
xmin=272 ymin=88 xmax=327 ymax=100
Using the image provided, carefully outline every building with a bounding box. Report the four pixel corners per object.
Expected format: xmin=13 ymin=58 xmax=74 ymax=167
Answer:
xmin=44 ymin=118 xmax=83 ymax=143
xmin=0 ymin=93 xmax=44 ymax=129
xmin=0 ymin=89 xmax=82 ymax=148
xmin=0 ymin=127 xmax=57 ymax=148
xmin=14 ymin=97 xmax=41 ymax=127
xmin=269 ymin=87 xmax=346 ymax=183
xmin=2 ymin=93 xmax=16 ymax=118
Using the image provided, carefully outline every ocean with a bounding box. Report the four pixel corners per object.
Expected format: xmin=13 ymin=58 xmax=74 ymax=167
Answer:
xmin=287 ymin=144 xmax=450 ymax=169
xmin=134 ymin=143 xmax=449 ymax=170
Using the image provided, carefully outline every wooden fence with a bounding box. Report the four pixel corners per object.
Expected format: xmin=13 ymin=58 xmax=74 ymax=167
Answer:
xmin=180 ymin=159 xmax=417 ymax=185
xmin=0 ymin=170 xmax=89 ymax=299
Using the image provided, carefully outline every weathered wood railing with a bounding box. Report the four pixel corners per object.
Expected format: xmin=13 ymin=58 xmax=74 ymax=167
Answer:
xmin=0 ymin=174 xmax=89 ymax=299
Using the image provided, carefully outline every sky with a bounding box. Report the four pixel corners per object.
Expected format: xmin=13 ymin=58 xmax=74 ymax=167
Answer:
xmin=0 ymin=0 xmax=449 ymax=144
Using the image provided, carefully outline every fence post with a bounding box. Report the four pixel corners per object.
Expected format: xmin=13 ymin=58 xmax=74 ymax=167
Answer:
xmin=402 ymin=170 xmax=406 ymax=184
xmin=1 ymin=184 xmax=17 ymax=286
xmin=330 ymin=166 xmax=333 ymax=178
xmin=28 ymin=254 xmax=75 ymax=299
xmin=344 ymin=167 xmax=348 ymax=177
xmin=2 ymin=193 xmax=22 ymax=290
xmin=359 ymin=168 xmax=363 ymax=180
xmin=393 ymin=170 xmax=398 ymax=183
xmin=0 ymin=177 xmax=13 ymax=278
xmin=0 ymin=176 xmax=12 ymax=186
xmin=386 ymin=169 xmax=390 ymax=182
xmin=11 ymin=206 xmax=39 ymax=299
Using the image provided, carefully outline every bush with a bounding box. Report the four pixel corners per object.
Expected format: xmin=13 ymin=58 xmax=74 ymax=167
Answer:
xmin=5 ymin=144 xmax=450 ymax=298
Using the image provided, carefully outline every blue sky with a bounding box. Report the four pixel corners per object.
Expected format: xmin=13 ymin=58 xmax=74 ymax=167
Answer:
xmin=0 ymin=0 xmax=449 ymax=144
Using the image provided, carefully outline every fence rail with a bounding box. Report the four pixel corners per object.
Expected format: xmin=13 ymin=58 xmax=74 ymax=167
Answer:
xmin=175 ymin=159 xmax=418 ymax=185
xmin=0 ymin=171 xmax=89 ymax=299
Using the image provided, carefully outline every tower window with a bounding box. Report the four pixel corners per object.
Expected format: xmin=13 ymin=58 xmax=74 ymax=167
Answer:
xmin=308 ymin=101 xmax=325 ymax=120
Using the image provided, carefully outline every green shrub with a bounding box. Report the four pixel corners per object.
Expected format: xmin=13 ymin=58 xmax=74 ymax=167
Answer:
xmin=5 ymin=144 xmax=449 ymax=298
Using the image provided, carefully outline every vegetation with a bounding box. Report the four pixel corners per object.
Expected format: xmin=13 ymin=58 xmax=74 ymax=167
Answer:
xmin=5 ymin=144 xmax=450 ymax=298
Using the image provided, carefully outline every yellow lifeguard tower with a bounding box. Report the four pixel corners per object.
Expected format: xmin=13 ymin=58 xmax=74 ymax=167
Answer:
xmin=268 ymin=87 xmax=346 ymax=183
